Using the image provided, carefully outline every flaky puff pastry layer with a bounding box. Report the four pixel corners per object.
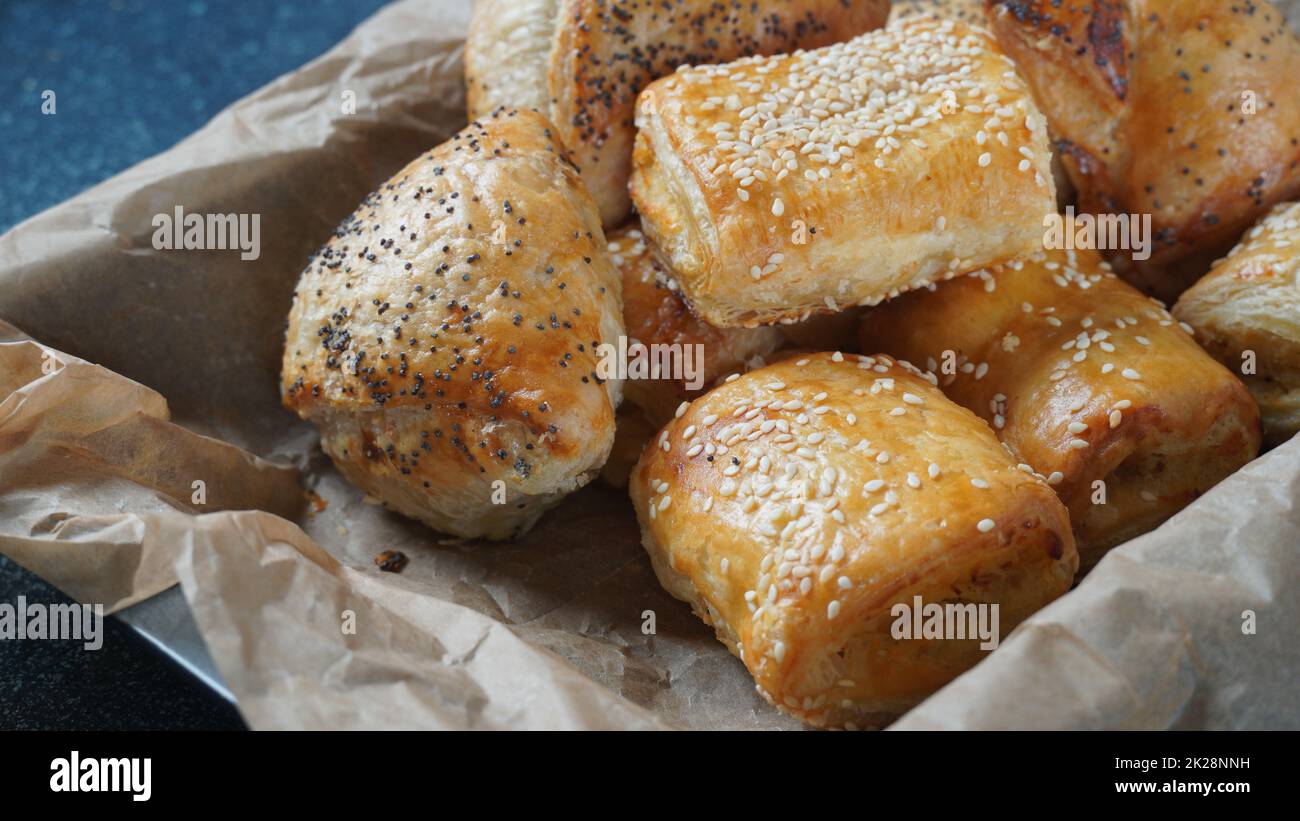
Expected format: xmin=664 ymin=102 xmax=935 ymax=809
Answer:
xmin=609 ymin=225 xmax=783 ymax=427
xmin=986 ymin=0 xmax=1300 ymax=300
xmin=860 ymin=248 xmax=1262 ymax=570
xmin=629 ymin=18 xmax=1056 ymax=329
xmin=630 ymin=353 xmax=1077 ymax=728
xmin=465 ymin=0 xmax=888 ymax=227
xmin=1176 ymin=201 xmax=1300 ymax=448
xmin=282 ymin=110 xmax=624 ymax=540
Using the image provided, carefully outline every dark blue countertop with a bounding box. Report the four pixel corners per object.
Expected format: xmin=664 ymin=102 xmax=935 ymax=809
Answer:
xmin=0 ymin=0 xmax=392 ymax=730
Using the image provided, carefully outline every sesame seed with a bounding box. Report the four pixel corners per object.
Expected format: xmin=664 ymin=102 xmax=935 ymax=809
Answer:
xmin=977 ymin=518 xmax=995 ymax=533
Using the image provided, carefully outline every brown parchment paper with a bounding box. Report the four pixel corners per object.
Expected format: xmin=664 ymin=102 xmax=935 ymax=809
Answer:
xmin=1 ymin=0 xmax=1297 ymax=730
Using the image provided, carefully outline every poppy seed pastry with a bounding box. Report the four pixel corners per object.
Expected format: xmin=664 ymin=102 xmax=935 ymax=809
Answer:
xmin=859 ymin=247 xmax=1262 ymax=569
xmin=985 ymin=0 xmax=1300 ymax=300
xmin=1175 ymin=201 xmax=1300 ymax=448
xmin=629 ymin=18 xmax=1057 ymax=328
xmin=630 ymin=353 xmax=1078 ymax=728
xmin=281 ymin=109 xmax=624 ymax=540
xmin=464 ymin=0 xmax=889 ymax=228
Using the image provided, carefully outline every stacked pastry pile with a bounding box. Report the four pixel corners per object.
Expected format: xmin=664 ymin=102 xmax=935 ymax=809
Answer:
xmin=279 ymin=0 xmax=1300 ymax=728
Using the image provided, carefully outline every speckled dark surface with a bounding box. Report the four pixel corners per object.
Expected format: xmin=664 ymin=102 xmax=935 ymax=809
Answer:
xmin=0 ymin=0 xmax=391 ymax=730
xmin=0 ymin=560 xmax=248 ymax=730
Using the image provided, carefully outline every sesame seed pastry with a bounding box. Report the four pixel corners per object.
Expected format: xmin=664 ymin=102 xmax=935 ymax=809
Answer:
xmin=1175 ymin=201 xmax=1300 ymax=448
xmin=609 ymin=224 xmax=783 ymax=426
xmin=281 ymin=109 xmax=625 ymax=540
xmin=985 ymin=0 xmax=1300 ymax=301
xmin=859 ymin=247 xmax=1262 ymax=571
xmin=887 ymin=0 xmax=1080 ymax=210
xmin=629 ymin=352 xmax=1078 ymax=728
xmin=464 ymin=0 xmax=889 ymax=228
xmin=629 ymin=18 xmax=1058 ymax=328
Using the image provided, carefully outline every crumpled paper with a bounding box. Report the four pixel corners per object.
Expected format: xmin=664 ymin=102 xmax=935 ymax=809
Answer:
xmin=0 ymin=0 xmax=1297 ymax=730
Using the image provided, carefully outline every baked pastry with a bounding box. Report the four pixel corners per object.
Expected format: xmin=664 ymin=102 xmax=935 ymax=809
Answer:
xmin=629 ymin=352 xmax=1078 ymax=728
xmin=1175 ymin=201 xmax=1300 ymax=447
xmin=600 ymin=406 xmax=658 ymax=489
xmin=887 ymin=1 xmax=1087 ymax=208
xmin=859 ymin=247 xmax=1262 ymax=569
xmin=890 ymin=0 xmax=985 ymax=25
xmin=464 ymin=0 xmax=889 ymax=227
xmin=609 ymin=225 xmax=782 ymax=425
xmin=282 ymin=109 xmax=624 ymax=540
xmin=986 ymin=0 xmax=1300 ymax=300
xmin=630 ymin=18 xmax=1057 ymax=328
xmin=775 ymin=309 xmax=865 ymax=354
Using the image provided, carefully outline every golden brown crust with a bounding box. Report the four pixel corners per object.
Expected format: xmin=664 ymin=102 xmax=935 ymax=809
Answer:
xmin=891 ymin=0 xmax=987 ymax=26
xmin=630 ymin=353 xmax=1078 ymax=728
xmin=860 ymin=247 xmax=1262 ymax=569
xmin=630 ymin=19 xmax=1057 ymax=328
xmin=986 ymin=0 xmax=1300 ymax=299
xmin=281 ymin=109 xmax=624 ymax=539
xmin=466 ymin=0 xmax=889 ymax=227
xmin=1175 ymin=201 xmax=1300 ymax=447
xmin=609 ymin=224 xmax=782 ymax=425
